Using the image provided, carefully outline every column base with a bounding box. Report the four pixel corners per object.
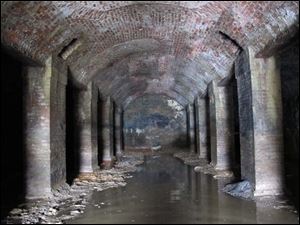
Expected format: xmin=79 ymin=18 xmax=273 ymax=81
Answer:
xmin=212 ymin=162 xmax=232 ymax=172
xmin=25 ymin=192 xmax=53 ymax=202
xmin=212 ymin=163 xmax=234 ymax=178
xmin=190 ymin=147 xmax=196 ymax=154
xmin=213 ymin=169 xmax=234 ymax=179
xmin=101 ymin=160 xmax=114 ymax=169
xmin=254 ymin=188 xmax=284 ymax=197
xmin=116 ymin=152 xmax=124 ymax=161
xmin=76 ymin=172 xmax=98 ymax=182
xmin=198 ymin=157 xmax=209 ymax=164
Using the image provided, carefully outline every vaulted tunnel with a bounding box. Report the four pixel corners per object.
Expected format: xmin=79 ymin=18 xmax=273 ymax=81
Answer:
xmin=1 ymin=1 xmax=299 ymax=224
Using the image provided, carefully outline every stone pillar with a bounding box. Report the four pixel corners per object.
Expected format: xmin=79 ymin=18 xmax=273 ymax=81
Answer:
xmin=195 ymin=98 xmax=200 ymax=156
xmin=101 ymin=96 xmax=113 ymax=169
xmin=120 ymin=109 xmax=124 ymax=153
xmin=50 ymin=56 xmax=67 ymax=188
xmin=115 ymin=106 xmax=123 ymax=158
xmin=187 ymin=103 xmax=196 ymax=153
xmin=91 ymin=84 xmax=99 ymax=171
xmin=23 ymin=58 xmax=52 ymax=200
xmin=77 ymin=83 xmax=96 ymax=174
xmin=195 ymin=95 xmax=209 ymax=161
xmin=208 ymin=80 xmax=235 ymax=171
xmin=235 ymin=47 xmax=284 ymax=197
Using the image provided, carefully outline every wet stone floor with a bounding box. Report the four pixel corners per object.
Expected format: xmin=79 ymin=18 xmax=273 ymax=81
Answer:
xmin=68 ymin=154 xmax=299 ymax=224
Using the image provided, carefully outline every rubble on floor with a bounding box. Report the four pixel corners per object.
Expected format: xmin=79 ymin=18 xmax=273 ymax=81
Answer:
xmin=173 ymin=151 xmax=234 ymax=179
xmin=255 ymin=195 xmax=299 ymax=215
xmin=175 ymin=152 xmax=298 ymax=216
xmin=3 ymin=154 xmax=144 ymax=224
xmin=222 ymin=180 xmax=253 ymax=200
xmin=173 ymin=152 xmax=207 ymax=166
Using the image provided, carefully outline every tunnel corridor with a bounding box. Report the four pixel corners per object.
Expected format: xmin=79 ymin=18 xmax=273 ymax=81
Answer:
xmin=1 ymin=1 xmax=299 ymax=224
xmin=68 ymin=154 xmax=298 ymax=224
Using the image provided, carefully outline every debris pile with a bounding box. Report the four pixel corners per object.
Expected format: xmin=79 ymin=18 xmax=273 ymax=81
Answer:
xmin=3 ymin=154 xmax=144 ymax=224
xmin=174 ymin=151 xmax=234 ymax=179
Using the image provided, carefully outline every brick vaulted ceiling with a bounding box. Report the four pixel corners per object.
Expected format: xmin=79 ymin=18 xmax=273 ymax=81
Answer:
xmin=1 ymin=1 xmax=299 ymax=107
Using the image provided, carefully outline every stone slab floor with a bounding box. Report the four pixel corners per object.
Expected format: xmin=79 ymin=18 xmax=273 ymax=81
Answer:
xmin=67 ymin=154 xmax=299 ymax=224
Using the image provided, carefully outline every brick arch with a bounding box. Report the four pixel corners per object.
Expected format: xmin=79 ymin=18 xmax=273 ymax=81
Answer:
xmin=92 ymin=51 xmax=216 ymax=106
xmin=122 ymin=91 xmax=189 ymax=110
xmin=1 ymin=1 xmax=298 ymax=91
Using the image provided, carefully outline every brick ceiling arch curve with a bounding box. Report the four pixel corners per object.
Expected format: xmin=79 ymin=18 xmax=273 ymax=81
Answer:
xmin=122 ymin=90 xmax=190 ymax=110
xmin=93 ymin=51 xmax=214 ymax=106
xmin=1 ymin=1 xmax=298 ymax=105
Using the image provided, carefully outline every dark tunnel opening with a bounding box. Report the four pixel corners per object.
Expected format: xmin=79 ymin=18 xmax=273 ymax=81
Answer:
xmin=1 ymin=50 xmax=25 ymax=219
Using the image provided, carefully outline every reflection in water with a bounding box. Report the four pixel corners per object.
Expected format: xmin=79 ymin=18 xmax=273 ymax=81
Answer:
xmin=69 ymin=154 xmax=298 ymax=224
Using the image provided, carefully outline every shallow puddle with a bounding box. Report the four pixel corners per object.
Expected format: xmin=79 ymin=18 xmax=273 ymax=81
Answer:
xmin=68 ymin=154 xmax=299 ymax=224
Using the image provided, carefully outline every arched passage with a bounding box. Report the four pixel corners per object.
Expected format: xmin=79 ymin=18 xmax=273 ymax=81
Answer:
xmin=1 ymin=1 xmax=299 ymax=224
xmin=123 ymin=94 xmax=188 ymax=151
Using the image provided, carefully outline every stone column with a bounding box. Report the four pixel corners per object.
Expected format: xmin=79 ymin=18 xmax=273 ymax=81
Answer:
xmin=195 ymin=98 xmax=200 ymax=155
xmin=91 ymin=84 xmax=99 ymax=171
xmin=235 ymin=47 xmax=284 ymax=197
xmin=195 ymin=95 xmax=209 ymax=161
xmin=101 ymin=96 xmax=113 ymax=169
xmin=50 ymin=56 xmax=68 ymax=188
xmin=115 ymin=106 xmax=123 ymax=158
xmin=23 ymin=58 xmax=52 ymax=200
xmin=77 ymin=83 xmax=97 ymax=174
xmin=187 ymin=103 xmax=196 ymax=153
xmin=120 ymin=109 xmax=124 ymax=153
xmin=208 ymin=80 xmax=235 ymax=171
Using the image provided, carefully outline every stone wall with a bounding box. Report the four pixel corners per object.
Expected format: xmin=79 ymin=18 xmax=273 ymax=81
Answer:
xmin=50 ymin=56 xmax=67 ymax=188
xmin=124 ymin=94 xmax=187 ymax=151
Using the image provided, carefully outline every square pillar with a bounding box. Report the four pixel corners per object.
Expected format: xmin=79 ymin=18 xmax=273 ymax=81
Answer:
xmin=235 ymin=47 xmax=284 ymax=196
xmin=195 ymin=95 xmax=209 ymax=161
xmin=187 ymin=103 xmax=196 ymax=153
xmin=50 ymin=56 xmax=68 ymax=188
xmin=23 ymin=58 xmax=52 ymax=200
xmin=91 ymin=84 xmax=99 ymax=171
xmin=208 ymin=80 xmax=235 ymax=171
xmin=101 ymin=96 xmax=114 ymax=169
xmin=76 ymin=83 xmax=98 ymax=174
xmin=114 ymin=106 xmax=123 ymax=158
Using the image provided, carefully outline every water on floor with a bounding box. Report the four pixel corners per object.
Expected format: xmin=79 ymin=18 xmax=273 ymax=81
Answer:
xmin=68 ymin=154 xmax=299 ymax=224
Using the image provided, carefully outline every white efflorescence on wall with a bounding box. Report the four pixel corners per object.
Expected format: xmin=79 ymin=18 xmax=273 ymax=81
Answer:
xmin=167 ymin=99 xmax=184 ymax=119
